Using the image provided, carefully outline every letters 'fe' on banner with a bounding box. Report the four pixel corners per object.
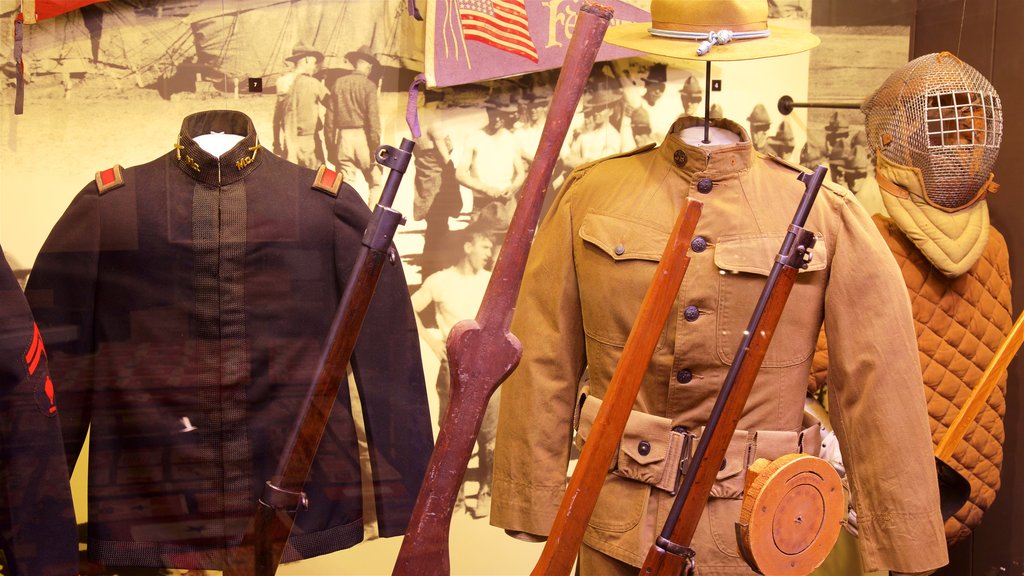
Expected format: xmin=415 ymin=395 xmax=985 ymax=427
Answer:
xmin=424 ymin=0 xmax=646 ymax=87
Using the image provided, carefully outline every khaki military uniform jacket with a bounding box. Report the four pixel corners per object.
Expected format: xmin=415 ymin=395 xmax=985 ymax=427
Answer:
xmin=491 ymin=117 xmax=948 ymax=574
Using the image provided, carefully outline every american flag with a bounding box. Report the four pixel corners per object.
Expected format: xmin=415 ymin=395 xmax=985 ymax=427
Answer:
xmin=456 ymin=0 xmax=539 ymax=63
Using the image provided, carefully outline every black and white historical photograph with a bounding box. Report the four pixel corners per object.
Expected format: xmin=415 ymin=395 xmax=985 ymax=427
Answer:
xmin=2 ymin=0 xmax=1022 ymax=574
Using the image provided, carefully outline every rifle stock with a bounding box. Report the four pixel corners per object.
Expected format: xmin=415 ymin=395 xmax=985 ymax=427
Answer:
xmin=391 ymin=3 xmax=614 ymax=574
xmin=223 ymin=140 xmax=415 ymax=575
xmin=640 ymin=166 xmax=828 ymax=576
xmin=531 ymin=198 xmax=703 ymax=576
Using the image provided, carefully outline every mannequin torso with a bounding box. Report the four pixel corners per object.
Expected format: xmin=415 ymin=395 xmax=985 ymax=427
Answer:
xmin=193 ymin=133 xmax=245 ymax=157
xmin=679 ymin=125 xmax=742 ymax=146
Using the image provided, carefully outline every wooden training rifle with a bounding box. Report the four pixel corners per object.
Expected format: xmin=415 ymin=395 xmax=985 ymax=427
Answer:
xmin=934 ymin=308 xmax=1024 ymax=519
xmin=222 ymin=137 xmax=416 ymax=575
xmin=531 ymin=198 xmax=704 ymax=576
xmin=640 ymin=165 xmax=829 ymax=576
xmin=390 ymin=3 xmax=614 ymax=574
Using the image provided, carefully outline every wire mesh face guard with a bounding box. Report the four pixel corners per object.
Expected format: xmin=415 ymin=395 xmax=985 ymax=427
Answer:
xmin=863 ymin=52 xmax=1002 ymax=212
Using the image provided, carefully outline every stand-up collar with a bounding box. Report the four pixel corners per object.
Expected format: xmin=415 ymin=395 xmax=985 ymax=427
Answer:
xmin=657 ymin=116 xmax=753 ymax=177
xmin=173 ymin=110 xmax=263 ymax=186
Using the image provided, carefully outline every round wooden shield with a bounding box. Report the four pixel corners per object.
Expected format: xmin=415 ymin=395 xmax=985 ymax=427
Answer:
xmin=737 ymin=453 xmax=844 ymax=575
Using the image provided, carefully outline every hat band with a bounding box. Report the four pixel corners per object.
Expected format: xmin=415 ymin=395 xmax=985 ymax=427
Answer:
xmin=648 ymin=27 xmax=770 ymax=56
xmin=650 ymin=19 xmax=767 ymax=34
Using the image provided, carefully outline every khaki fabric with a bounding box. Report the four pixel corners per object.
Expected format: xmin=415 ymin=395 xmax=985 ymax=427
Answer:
xmin=876 ymin=154 xmax=991 ymax=278
xmin=809 ymin=215 xmax=1012 ymax=546
xmin=491 ymin=117 xmax=948 ymax=574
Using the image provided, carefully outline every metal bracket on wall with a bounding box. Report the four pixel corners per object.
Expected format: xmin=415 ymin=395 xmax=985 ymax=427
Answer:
xmin=777 ymin=95 xmax=862 ymax=115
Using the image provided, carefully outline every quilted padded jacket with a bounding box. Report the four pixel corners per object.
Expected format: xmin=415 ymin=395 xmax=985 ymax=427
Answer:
xmin=811 ymin=214 xmax=1013 ymax=544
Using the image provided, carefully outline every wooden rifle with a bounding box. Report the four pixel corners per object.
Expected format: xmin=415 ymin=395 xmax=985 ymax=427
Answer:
xmin=640 ymin=166 xmax=829 ymax=576
xmin=530 ymin=198 xmax=703 ymax=576
xmin=390 ymin=3 xmax=614 ymax=574
xmin=934 ymin=308 xmax=1024 ymax=518
xmin=222 ymin=138 xmax=415 ymax=575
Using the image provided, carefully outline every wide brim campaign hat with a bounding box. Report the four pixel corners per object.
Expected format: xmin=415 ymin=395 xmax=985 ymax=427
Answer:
xmin=345 ymin=46 xmax=380 ymax=68
xmin=583 ymin=90 xmax=622 ymax=112
xmin=484 ymin=93 xmax=519 ymax=114
xmin=286 ymin=43 xmax=324 ymax=63
xmin=605 ymin=0 xmax=819 ymax=62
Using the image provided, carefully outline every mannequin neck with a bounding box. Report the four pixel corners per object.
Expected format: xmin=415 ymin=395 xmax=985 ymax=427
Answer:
xmin=680 ymin=125 xmax=742 ymax=146
xmin=193 ymin=132 xmax=245 ymax=157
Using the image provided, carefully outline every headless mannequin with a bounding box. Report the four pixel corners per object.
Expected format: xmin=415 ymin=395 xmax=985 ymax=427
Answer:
xmin=193 ymin=132 xmax=245 ymax=157
xmin=504 ymin=118 xmax=743 ymax=547
xmin=679 ymin=124 xmax=742 ymax=146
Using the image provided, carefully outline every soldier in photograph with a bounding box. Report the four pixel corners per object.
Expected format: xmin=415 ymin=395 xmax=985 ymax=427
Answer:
xmin=456 ymin=94 xmax=526 ymax=234
xmin=827 ymin=136 xmax=851 ymax=185
xmin=326 ymin=46 xmax=383 ymax=205
xmin=843 ymin=130 xmax=871 ymax=193
xmin=747 ymin=102 xmax=772 ymax=152
xmin=410 ymin=228 xmax=496 ymax=518
xmin=823 ymin=111 xmax=851 ymax=159
xmin=765 ymin=118 xmax=796 ymax=159
xmin=800 ymin=134 xmax=827 ymax=169
xmin=625 ymin=63 xmax=668 ymax=147
xmin=679 ymin=75 xmax=703 ymax=117
xmin=514 ymin=89 xmax=548 ymax=163
xmin=273 ymin=43 xmax=328 ymax=169
xmin=413 ymin=90 xmax=463 ymax=279
xmin=564 ymin=91 xmax=624 ymax=171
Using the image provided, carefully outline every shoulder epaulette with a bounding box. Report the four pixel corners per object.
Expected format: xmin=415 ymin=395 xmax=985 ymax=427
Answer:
xmin=763 ymin=154 xmax=850 ymax=198
xmin=94 ymin=165 xmax=125 ymax=195
xmin=574 ymin=142 xmax=658 ymax=174
xmin=763 ymin=152 xmax=812 ymax=174
xmin=312 ymin=165 xmax=343 ymax=197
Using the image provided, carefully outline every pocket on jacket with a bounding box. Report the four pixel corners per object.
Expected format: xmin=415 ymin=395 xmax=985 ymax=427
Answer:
xmin=705 ymin=431 xmax=754 ymax=560
xmin=578 ymin=212 xmax=671 ymax=350
xmin=708 ymin=431 xmax=749 ymax=500
xmin=714 ymin=233 xmax=827 ymax=368
xmin=588 ymin=474 xmax=651 ymax=533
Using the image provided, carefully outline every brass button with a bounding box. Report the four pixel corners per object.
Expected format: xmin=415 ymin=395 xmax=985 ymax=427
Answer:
xmin=697 ymin=178 xmax=714 ymax=194
xmin=673 ymin=149 xmax=687 ymax=167
xmin=638 ymin=441 xmax=651 ymax=456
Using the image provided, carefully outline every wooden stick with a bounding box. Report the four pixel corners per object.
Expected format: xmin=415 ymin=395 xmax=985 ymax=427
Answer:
xmin=391 ymin=3 xmax=614 ymax=574
xmin=531 ymin=199 xmax=703 ymax=576
xmin=936 ymin=309 xmax=1024 ymax=461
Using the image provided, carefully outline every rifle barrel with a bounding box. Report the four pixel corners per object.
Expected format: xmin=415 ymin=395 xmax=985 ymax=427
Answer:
xmin=642 ymin=166 xmax=828 ymax=576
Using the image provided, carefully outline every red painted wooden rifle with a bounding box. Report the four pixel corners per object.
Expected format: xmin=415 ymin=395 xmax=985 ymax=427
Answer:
xmin=391 ymin=3 xmax=615 ymax=574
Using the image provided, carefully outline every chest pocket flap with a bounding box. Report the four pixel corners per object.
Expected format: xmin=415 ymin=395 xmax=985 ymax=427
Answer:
xmin=576 ymin=213 xmax=673 ymax=349
xmin=713 ymin=233 xmax=827 ymax=367
xmin=579 ymin=212 xmax=669 ymax=263
xmin=714 ymin=233 xmax=827 ymax=275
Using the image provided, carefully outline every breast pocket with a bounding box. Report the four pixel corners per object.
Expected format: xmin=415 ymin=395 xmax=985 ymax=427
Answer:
xmin=714 ymin=233 xmax=827 ymax=368
xmin=577 ymin=212 xmax=671 ymax=351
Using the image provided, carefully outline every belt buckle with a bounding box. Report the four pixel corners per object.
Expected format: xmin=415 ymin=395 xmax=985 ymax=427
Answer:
xmin=671 ymin=428 xmax=696 ymax=496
